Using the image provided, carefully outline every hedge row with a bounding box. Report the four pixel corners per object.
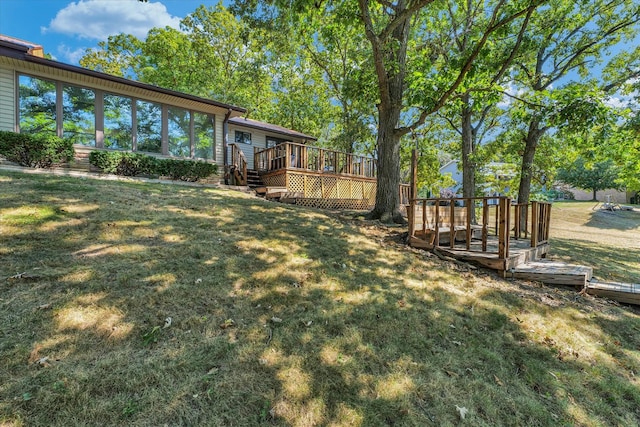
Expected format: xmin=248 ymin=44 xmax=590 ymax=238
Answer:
xmin=89 ymin=151 xmax=218 ymax=182
xmin=0 ymin=130 xmax=74 ymax=168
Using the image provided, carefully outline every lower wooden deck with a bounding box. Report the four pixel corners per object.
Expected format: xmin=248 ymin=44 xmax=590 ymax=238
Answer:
xmin=410 ymin=233 xmax=548 ymax=272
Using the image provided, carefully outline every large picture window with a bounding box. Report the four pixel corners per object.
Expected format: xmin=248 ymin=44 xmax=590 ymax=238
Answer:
xmin=104 ymin=94 xmax=132 ymax=150
xmin=136 ymin=100 xmax=162 ymax=153
xmin=63 ymin=85 xmax=95 ymax=146
xmin=194 ymin=113 xmax=215 ymax=160
xmin=19 ymin=75 xmax=57 ymax=134
xmin=168 ymin=107 xmax=190 ymax=158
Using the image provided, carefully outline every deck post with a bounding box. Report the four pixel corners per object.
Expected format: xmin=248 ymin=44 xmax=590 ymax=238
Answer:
xmin=482 ymin=198 xmax=489 ymax=252
xmin=408 ymin=150 xmax=418 ymax=240
xmin=466 ymin=198 xmax=472 ymax=250
xmin=513 ymin=204 xmax=520 ymax=240
xmin=450 ymin=199 xmax=455 ymax=249
xmin=498 ymin=197 xmax=508 ymax=259
xmin=531 ymin=201 xmax=539 ymax=248
xmin=434 ymin=201 xmax=440 ymax=247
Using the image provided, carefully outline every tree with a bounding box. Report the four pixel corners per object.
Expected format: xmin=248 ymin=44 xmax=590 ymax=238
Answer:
xmin=509 ymin=0 xmax=640 ymax=215
xmin=234 ymin=0 xmax=543 ymax=222
xmin=557 ymin=157 xmax=621 ymax=201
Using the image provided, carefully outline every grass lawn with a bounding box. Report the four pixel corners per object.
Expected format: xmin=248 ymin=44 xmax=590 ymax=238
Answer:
xmin=1 ymin=170 xmax=640 ymax=426
xmin=547 ymin=201 xmax=640 ymax=285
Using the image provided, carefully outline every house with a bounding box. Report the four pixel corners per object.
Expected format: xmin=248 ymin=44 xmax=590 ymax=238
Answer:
xmin=0 ymin=35 xmax=404 ymax=210
xmin=439 ymin=160 xmax=515 ymax=201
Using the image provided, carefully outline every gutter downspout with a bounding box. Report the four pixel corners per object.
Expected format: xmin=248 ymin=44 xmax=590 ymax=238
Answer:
xmin=223 ymin=109 xmax=232 ymax=185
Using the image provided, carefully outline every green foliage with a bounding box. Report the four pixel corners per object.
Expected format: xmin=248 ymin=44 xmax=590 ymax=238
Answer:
xmin=157 ymin=158 xmax=218 ymax=182
xmin=89 ymin=151 xmax=158 ymax=176
xmin=88 ymin=150 xmax=218 ymax=182
xmin=557 ymin=157 xmax=622 ymax=199
xmin=0 ymin=131 xmax=74 ymax=168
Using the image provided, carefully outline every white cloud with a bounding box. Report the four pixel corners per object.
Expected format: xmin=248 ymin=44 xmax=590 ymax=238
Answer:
xmin=56 ymin=44 xmax=88 ymax=64
xmin=42 ymin=0 xmax=181 ymax=41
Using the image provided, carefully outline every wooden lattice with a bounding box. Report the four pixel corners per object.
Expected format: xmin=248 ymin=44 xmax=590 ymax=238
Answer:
xmin=262 ymin=173 xmax=286 ymax=187
xmin=294 ymin=198 xmax=374 ymax=211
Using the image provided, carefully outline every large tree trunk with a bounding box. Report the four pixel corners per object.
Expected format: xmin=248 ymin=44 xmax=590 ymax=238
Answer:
xmin=369 ymin=106 xmax=403 ymax=223
xmin=517 ymin=118 xmax=546 ymax=230
xmin=364 ymin=1 xmax=410 ymax=224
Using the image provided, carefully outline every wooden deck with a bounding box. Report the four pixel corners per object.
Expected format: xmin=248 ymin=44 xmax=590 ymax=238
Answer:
xmin=411 ymin=233 xmax=549 ymax=271
xmin=586 ymin=281 xmax=640 ymax=305
xmin=252 ymin=142 xmax=410 ymax=210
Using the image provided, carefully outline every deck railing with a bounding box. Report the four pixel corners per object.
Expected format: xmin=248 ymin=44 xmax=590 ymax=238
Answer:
xmin=254 ymin=142 xmax=377 ymax=178
xmin=408 ymin=197 xmax=552 ymax=260
xmin=229 ymin=143 xmax=248 ymax=186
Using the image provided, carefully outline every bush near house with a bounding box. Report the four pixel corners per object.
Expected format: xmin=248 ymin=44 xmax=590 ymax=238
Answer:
xmin=89 ymin=150 xmax=217 ymax=182
xmin=0 ymin=130 xmax=74 ymax=168
xmin=156 ymin=158 xmax=218 ymax=182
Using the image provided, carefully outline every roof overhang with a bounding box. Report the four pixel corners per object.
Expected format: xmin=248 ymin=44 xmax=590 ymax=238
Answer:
xmin=0 ymin=37 xmax=246 ymax=117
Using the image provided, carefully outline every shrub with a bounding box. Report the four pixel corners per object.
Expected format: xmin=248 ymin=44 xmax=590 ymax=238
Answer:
xmin=89 ymin=151 xmax=158 ymax=176
xmin=0 ymin=130 xmax=74 ymax=168
xmin=158 ymin=158 xmax=218 ymax=182
xmin=89 ymin=150 xmax=217 ymax=181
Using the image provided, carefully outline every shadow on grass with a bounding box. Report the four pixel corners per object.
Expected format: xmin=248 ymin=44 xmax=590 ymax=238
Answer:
xmin=1 ymin=170 xmax=639 ymax=426
xmin=584 ymin=208 xmax=640 ymax=231
xmin=549 ymin=237 xmax=640 ymax=284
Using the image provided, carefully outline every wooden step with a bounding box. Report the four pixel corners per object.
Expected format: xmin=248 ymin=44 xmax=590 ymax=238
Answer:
xmin=509 ymin=261 xmax=593 ymax=287
xmin=586 ymin=280 xmax=640 ymax=305
xmin=255 ymin=186 xmax=287 ymax=196
xmin=265 ymin=191 xmax=303 ymax=201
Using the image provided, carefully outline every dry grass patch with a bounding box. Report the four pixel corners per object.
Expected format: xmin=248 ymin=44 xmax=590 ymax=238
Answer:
xmin=548 ymin=201 xmax=640 ymax=283
xmin=1 ymin=170 xmax=640 ymax=426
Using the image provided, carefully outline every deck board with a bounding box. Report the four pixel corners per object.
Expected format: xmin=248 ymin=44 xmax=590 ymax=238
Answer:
xmin=586 ymin=281 xmax=640 ymax=305
xmin=509 ymin=261 xmax=593 ymax=287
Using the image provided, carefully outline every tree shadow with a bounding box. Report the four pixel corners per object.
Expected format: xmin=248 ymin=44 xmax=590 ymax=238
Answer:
xmin=1 ymin=170 xmax=640 ymax=426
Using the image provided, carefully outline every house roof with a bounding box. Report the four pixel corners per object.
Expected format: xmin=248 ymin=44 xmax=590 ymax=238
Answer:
xmin=229 ymin=117 xmax=317 ymax=141
xmin=0 ymin=35 xmax=246 ymax=115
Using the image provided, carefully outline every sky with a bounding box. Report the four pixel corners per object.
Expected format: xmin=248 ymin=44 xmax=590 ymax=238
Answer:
xmin=0 ymin=0 xmax=218 ymax=64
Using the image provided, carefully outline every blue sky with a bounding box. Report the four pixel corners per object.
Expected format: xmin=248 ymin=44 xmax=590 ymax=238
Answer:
xmin=0 ymin=0 xmax=217 ymax=64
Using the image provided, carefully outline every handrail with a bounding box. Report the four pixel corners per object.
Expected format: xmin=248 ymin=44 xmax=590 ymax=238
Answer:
xmin=229 ymin=143 xmax=248 ymax=186
xmin=254 ymin=142 xmax=378 ymax=179
xmin=408 ymin=196 xmax=552 ymax=259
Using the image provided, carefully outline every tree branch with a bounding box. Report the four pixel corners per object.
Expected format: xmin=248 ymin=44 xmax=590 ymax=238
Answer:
xmin=397 ymin=0 xmax=543 ymax=136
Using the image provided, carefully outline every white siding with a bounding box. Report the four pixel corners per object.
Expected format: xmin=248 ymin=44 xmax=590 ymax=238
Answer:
xmin=228 ymin=124 xmax=307 ymax=169
xmin=228 ymin=124 xmax=268 ymax=168
xmin=0 ymin=67 xmax=15 ymax=131
xmin=214 ymin=114 xmax=224 ymax=168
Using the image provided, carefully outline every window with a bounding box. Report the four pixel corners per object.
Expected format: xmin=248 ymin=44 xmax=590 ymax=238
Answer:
xmin=235 ymin=130 xmax=251 ymax=145
xmin=266 ymin=136 xmax=286 ymax=148
xmin=104 ymin=94 xmax=132 ymax=150
xmin=168 ymin=107 xmax=190 ymax=157
xmin=136 ymin=100 xmax=162 ymax=153
xmin=194 ymin=112 xmax=215 ymax=160
xmin=63 ymin=85 xmax=95 ymax=146
xmin=18 ymin=75 xmax=57 ymax=134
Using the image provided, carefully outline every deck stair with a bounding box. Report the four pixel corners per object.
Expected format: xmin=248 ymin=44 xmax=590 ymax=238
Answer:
xmin=246 ymin=169 xmax=263 ymax=188
xmin=585 ymin=280 xmax=640 ymax=305
xmin=507 ymin=260 xmax=593 ymax=287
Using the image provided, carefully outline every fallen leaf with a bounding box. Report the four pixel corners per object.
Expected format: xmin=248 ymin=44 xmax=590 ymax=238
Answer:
xmin=220 ymin=319 xmax=235 ymax=329
xmin=494 ymin=375 xmax=504 ymax=386
xmin=455 ymin=405 xmax=468 ymax=420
